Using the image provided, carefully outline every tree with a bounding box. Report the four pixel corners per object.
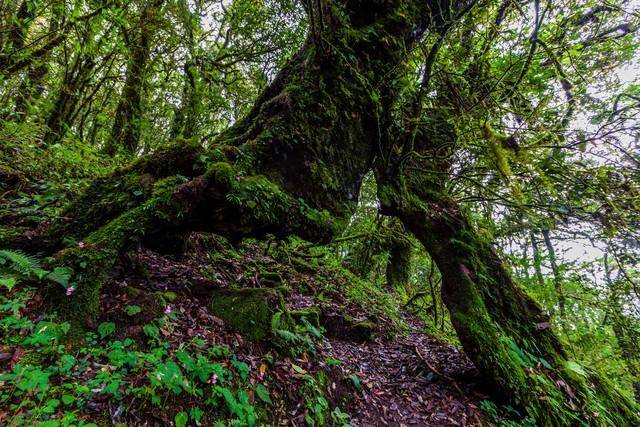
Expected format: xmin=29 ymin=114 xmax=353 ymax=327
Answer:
xmin=105 ymin=0 xmax=166 ymax=155
xmin=5 ymin=0 xmax=639 ymax=424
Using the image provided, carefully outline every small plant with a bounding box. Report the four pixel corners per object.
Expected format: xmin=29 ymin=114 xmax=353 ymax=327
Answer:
xmin=0 ymin=249 xmax=72 ymax=291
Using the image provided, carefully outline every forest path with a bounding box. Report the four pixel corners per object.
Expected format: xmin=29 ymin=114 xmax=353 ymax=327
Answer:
xmin=325 ymin=313 xmax=484 ymax=426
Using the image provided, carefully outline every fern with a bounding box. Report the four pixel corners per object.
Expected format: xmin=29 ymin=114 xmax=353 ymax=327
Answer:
xmin=0 ymin=249 xmax=48 ymax=282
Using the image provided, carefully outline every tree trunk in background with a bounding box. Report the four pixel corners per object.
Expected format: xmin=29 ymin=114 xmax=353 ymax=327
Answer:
xmin=43 ymin=54 xmax=95 ymax=145
xmin=170 ymin=59 xmax=201 ymax=140
xmin=529 ymin=231 xmax=545 ymax=286
xmin=542 ymin=228 xmax=566 ymax=318
xmin=13 ymin=64 xmax=48 ymax=121
xmin=604 ymin=253 xmax=640 ymax=402
xmin=386 ymin=236 xmax=412 ymax=291
xmin=170 ymin=0 xmax=202 ymax=140
xmin=105 ymin=0 xmax=164 ymax=155
xmin=0 ymin=0 xmax=37 ymax=69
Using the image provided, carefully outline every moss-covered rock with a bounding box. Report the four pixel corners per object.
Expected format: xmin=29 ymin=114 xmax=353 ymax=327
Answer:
xmin=290 ymin=307 xmax=321 ymax=329
xmin=209 ymin=287 xmax=287 ymax=341
xmin=321 ymin=312 xmax=376 ymax=342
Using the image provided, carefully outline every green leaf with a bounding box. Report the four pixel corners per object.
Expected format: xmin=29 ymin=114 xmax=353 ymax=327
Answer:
xmin=350 ymin=373 xmax=361 ymax=390
xmin=565 ymin=360 xmax=586 ymax=377
xmin=0 ymin=276 xmax=17 ymax=290
xmin=126 ymin=304 xmax=142 ymax=316
xmin=255 ymin=383 xmax=272 ymax=404
xmin=97 ymin=322 xmax=116 ymax=339
xmin=291 ymin=363 xmax=307 ymax=374
xmin=174 ymin=411 xmax=188 ymax=427
xmin=190 ymin=407 xmax=204 ymax=423
xmin=143 ymin=323 xmax=159 ymax=339
xmin=61 ymin=394 xmax=76 ymax=405
xmin=47 ymin=267 xmax=72 ymax=287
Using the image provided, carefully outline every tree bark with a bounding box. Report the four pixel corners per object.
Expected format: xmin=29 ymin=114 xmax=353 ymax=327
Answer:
xmin=0 ymin=0 xmax=37 ymax=69
xmin=12 ymin=63 xmax=48 ymax=121
xmin=529 ymin=231 xmax=545 ymax=286
xmin=43 ymin=53 xmax=95 ymax=145
xmin=385 ymin=235 xmax=412 ymax=290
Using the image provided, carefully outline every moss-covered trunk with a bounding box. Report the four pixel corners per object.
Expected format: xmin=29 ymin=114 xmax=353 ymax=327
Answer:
xmin=386 ymin=236 xmax=412 ymax=291
xmin=105 ymin=0 xmax=165 ymax=155
xmin=43 ymin=53 xmax=95 ymax=145
xmin=375 ymin=111 xmax=639 ymax=425
xmin=27 ymin=0 xmax=438 ymax=317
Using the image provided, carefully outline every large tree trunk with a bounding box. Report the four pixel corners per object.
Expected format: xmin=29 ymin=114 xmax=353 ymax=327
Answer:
xmin=375 ymin=110 xmax=639 ymax=425
xmin=32 ymin=0 xmax=437 ymax=315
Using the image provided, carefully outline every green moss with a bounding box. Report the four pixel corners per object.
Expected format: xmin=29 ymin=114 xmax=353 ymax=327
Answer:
xmin=205 ymin=161 xmax=235 ymax=189
xmin=209 ymin=287 xmax=288 ymax=341
xmin=0 ymin=225 xmax=27 ymax=246
xmin=290 ymin=308 xmax=321 ymax=329
xmin=54 ymin=177 xmax=185 ymax=321
xmin=156 ymin=291 xmax=177 ymax=302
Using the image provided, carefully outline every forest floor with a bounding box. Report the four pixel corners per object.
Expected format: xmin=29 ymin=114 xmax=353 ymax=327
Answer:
xmin=1 ymin=175 xmax=486 ymax=425
xmin=94 ymin=237 xmax=484 ymax=426
xmin=326 ymin=315 xmax=483 ymax=426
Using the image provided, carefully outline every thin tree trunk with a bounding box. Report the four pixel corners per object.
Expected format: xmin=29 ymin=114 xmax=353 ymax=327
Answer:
xmin=0 ymin=0 xmax=37 ymax=69
xmin=43 ymin=54 xmax=94 ymax=145
xmin=170 ymin=59 xmax=201 ymax=140
xmin=542 ymin=228 xmax=565 ymax=317
xmin=386 ymin=237 xmax=412 ymax=290
xmin=12 ymin=63 xmax=48 ymax=121
xmin=529 ymin=231 xmax=545 ymax=286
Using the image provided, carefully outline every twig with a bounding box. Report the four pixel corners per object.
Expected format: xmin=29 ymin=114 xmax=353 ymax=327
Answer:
xmin=414 ymin=346 xmax=465 ymax=397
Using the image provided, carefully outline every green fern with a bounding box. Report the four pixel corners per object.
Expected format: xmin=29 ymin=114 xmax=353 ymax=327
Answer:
xmin=0 ymin=249 xmax=49 ymax=283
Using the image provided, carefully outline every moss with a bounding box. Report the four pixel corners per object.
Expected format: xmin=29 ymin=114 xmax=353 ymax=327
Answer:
xmin=386 ymin=238 xmax=412 ymax=290
xmin=54 ymin=177 xmax=185 ymax=321
xmin=46 ymin=172 xmax=156 ymax=242
xmin=209 ymin=287 xmax=288 ymax=341
xmin=0 ymin=163 xmax=25 ymax=189
xmin=205 ymin=161 xmax=235 ymax=189
xmin=321 ymin=312 xmax=376 ymax=342
xmin=156 ymin=291 xmax=177 ymax=302
xmin=0 ymin=225 xmax=27 ymax=246
xmin=290 ymin=308 xmax=321 ymax=329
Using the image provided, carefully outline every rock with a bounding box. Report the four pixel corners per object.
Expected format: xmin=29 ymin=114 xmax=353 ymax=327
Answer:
xmin=321 ymin=312 xmax=376 ymax=342
xmin=209 ymin=287 xmax=287 ymax=341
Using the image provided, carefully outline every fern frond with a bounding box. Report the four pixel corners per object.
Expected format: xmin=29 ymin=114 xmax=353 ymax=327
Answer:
xmin=0 ymin=249 xmax=46 ymax=278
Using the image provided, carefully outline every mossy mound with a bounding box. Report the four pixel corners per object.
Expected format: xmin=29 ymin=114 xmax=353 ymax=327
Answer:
xmin=209 ymin=287 xmax=288 ymax=341
xmin=321 ymin=312 xmax=376 ymax=342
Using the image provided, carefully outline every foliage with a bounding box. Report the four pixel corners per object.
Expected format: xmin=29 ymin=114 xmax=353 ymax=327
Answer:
xmin=0 ymin=284 xmax=348 ymax=425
